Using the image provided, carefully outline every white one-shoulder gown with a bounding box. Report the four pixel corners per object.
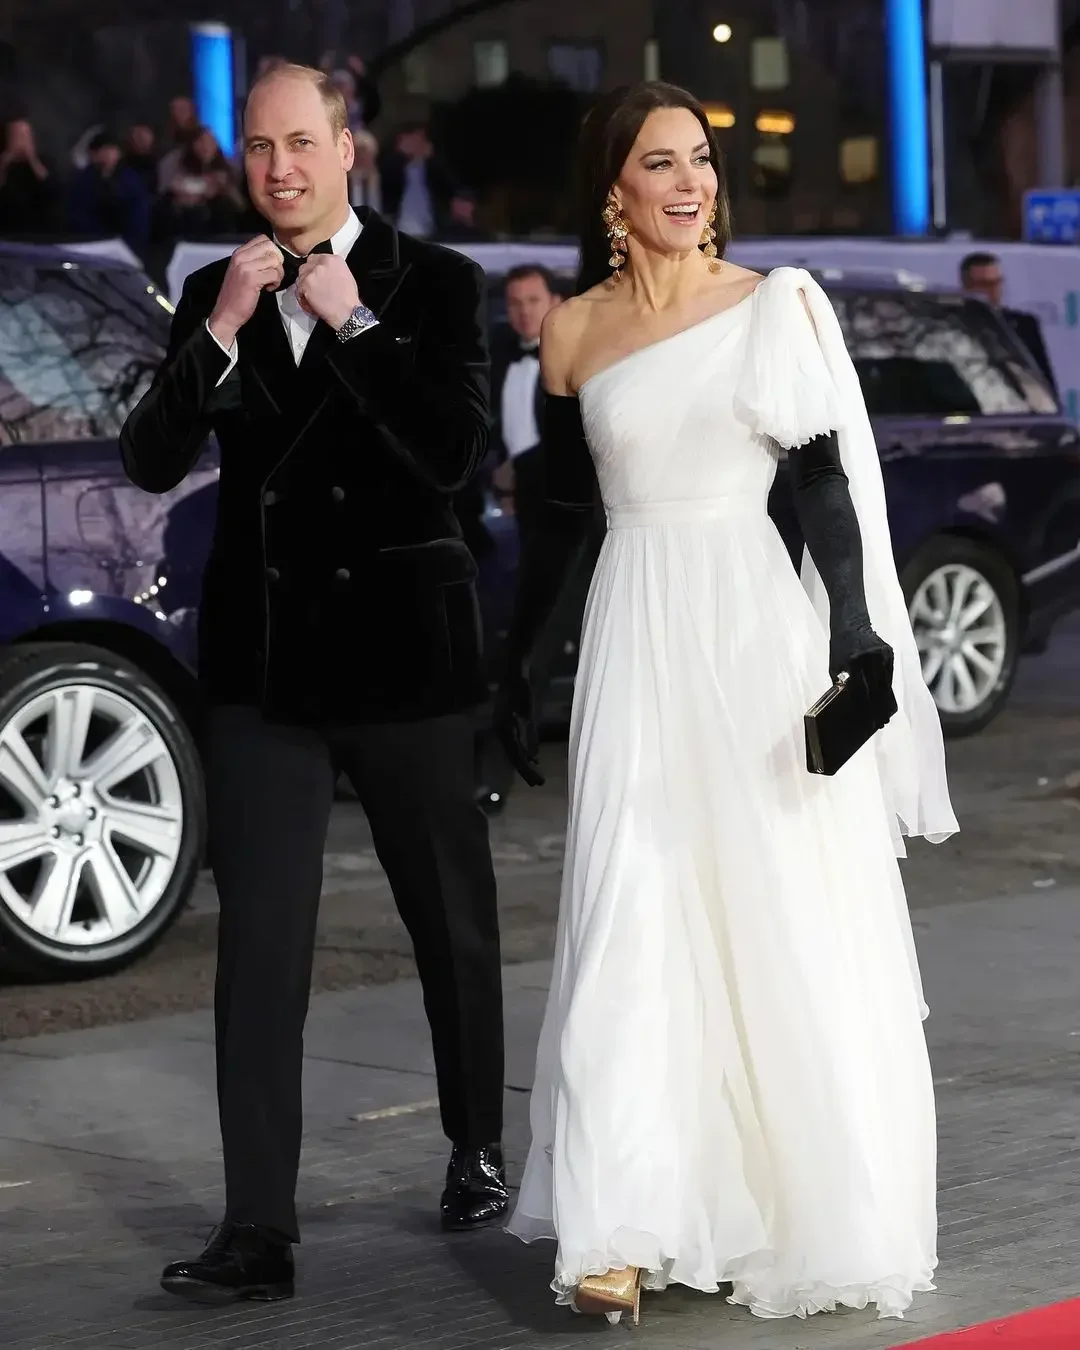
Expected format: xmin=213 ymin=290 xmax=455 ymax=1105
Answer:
xmin=506 ymin=268 xmax=940 ymax=1322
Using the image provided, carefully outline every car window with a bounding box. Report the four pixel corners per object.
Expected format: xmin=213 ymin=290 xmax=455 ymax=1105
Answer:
xmin=962 ymin=299 xmax=1058 ymax=415
xmin=0 ymin=261 xmax=169 ymax=444
xmin=832 ymin=290 xmax=1053 ymax=418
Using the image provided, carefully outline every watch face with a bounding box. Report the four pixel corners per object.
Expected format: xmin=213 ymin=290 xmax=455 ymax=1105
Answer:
xmin=338 ymin=305 xmax=377 ymax=340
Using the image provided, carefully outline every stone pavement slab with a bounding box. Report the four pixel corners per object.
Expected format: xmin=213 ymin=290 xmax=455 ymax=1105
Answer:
xmin=2 ymin=886 xmax=1080 ymax=1350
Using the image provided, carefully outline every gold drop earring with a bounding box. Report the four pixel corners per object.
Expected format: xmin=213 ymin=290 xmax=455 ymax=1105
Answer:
xmin=602 ymin=192 xmax=629 ymax=281
xmin=700 ymin=204 xmax=722 ymax=273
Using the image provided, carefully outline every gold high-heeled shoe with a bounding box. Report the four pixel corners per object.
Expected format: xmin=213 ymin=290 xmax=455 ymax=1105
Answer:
xmin=573 ymin=1266 xmax=642 ymax=1325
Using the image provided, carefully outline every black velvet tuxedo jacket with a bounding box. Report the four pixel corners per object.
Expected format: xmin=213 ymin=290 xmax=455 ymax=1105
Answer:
xmin=120 ymin=207 xmax=492 ymax=725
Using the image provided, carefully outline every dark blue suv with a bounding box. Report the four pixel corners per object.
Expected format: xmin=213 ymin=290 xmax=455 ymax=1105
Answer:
xmin=0 ymin=242 xmax=1077 ymax=977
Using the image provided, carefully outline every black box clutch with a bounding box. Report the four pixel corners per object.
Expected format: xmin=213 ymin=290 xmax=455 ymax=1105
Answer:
xmin=804 ymin=670 xmax=898 ymax=776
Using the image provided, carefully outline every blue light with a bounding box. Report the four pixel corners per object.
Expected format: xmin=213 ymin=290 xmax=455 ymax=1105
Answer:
xmin=191 ymin=22 xmax=235 ymax=157
xmin=885 ymin=0 xmax=930 ymax=236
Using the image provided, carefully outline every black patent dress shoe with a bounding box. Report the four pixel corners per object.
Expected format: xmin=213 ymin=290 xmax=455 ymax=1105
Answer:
xmin=440 ymin=1143 xmax=510 ymax=1231
xmin=160 ymin=1221 xmax=294 ymax=1304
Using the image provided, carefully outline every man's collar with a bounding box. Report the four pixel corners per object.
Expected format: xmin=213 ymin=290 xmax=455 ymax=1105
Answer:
xmin=275 ymin=206 xmax=361 ymax=260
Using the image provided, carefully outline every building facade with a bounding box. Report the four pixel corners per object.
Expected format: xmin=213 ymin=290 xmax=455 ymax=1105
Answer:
xmin=374 ymin=0 xmax=893 ymax=237
xmin=6 ymin=0 xmax=1077 ymax=242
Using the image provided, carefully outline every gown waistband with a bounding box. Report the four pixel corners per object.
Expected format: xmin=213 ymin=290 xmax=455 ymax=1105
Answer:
xmin=606 ymin=497 xmax=756 ymax=528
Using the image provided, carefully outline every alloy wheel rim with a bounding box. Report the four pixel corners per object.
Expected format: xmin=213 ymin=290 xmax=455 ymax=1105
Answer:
xmin=0 ymin=684 xmax=183 ymax=948
xmin=909 ymin=564 xmax=1008 ymax=716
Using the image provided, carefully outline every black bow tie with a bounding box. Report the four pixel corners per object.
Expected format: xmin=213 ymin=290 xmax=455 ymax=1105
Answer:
xmin=513 ymin=339 xmax=540 ymax=360
xmin=278 ymin=237 xmax=333 ymax=290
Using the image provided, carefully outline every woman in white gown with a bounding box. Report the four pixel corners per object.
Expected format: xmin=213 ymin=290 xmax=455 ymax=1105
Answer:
xmin=495 ymin=82 xmax=958 ymax=1326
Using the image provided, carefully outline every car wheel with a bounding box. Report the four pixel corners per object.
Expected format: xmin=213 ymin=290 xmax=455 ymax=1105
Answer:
xmin=901 ymin=536 xmax=1020 ymax=738
xmin=0 ymin=642 xmax=203 ymax=977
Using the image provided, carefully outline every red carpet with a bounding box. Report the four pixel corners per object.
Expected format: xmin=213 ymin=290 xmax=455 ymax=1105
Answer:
xmin=902 ymin=1299 xmax=1080 ymax=1347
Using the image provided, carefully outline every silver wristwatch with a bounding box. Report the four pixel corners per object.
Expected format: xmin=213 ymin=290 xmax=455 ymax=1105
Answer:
xmin=335 ymin=303 xmax=379 ymax=342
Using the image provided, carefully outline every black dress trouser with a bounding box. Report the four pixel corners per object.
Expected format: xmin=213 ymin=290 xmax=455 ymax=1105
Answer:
xmin=475 ymin=443 xmax=554 ymax=799
xmin=204 ymin=703 xmax=504 ymax=1243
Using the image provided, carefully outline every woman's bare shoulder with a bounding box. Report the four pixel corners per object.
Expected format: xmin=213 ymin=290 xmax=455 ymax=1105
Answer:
xmin=540 ymin=288 xmax=615 ymax=395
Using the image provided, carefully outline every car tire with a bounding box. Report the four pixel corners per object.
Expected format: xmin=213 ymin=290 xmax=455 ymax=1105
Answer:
xmin=0 ymin=642 xmax=204 ymax=977
xmin=900 ymin=536 xmax=1021 ymax=738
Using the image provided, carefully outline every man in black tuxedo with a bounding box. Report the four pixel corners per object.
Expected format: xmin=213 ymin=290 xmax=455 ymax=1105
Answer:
xmin=959 ymin=251 xmax=1058 ymax=398
xmin=473 ymin=266 xmax=563 ymax=814
xmin=489 ymin=265 xmax=563 ymax=541
xmin=120 ymin=62 xmax=507 ymax=1303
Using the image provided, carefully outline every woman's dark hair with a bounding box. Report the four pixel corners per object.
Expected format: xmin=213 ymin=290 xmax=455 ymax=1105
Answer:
xmin=574 ymin=81 xmax=732 ymax=294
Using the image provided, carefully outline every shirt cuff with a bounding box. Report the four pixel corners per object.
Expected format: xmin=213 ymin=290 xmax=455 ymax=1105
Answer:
xmin=205 ymin=321 xmax=238 ymax=387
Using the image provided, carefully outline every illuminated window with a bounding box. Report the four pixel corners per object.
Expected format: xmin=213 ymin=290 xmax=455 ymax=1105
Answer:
xmin=702 ymin=103 xmax=736 ymax=129
xmin=752 ymin=141 xmax=792 ymax=197
xmin=751 ymin=37 xmax=789 ymax=90
xmin=755 ymin=110 xmax=795 ymax=135
xmin=403 ymin=49 xmax=428 ymax=95
xmin=549 ymin=42 xmax=604 ymax=93
xmin=474 ymin=39 xmax=509 ymax=88
xmin=840 ymin=135 xmax=879 ymax=184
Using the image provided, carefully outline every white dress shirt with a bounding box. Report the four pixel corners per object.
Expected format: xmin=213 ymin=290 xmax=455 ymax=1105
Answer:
xmin=500 ymin=340 xmax=541 ymax=458
xmin=208 ymin=208 xmax=364 ymax=381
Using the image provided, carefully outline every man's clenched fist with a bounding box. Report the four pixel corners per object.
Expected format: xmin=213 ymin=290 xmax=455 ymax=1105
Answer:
xmin=208 ymin=236 xmax=286 ymax=349
xmin=296 ymin=253 xmax=361 ymax=332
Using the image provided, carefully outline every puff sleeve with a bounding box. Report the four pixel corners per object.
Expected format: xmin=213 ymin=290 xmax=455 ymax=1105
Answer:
xmin=735 ymin=265 xmax=847 ymax=450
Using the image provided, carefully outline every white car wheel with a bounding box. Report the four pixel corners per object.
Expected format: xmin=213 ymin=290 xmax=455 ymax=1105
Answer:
xmin=903 ymin=538 xmax=1020 ymax=737
xmin=0 ymin=644 xmax=202 ymax=974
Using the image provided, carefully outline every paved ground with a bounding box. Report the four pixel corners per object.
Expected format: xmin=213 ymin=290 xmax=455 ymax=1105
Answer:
xmin=0 ymin=619 xmax=1078 ymax=1348
xmin=2 ymin=880 xmax=1080 ymax=1350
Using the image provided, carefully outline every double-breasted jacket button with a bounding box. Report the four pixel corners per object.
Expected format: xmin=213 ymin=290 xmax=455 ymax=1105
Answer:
xmin=263 ymin=489 xmax=278 ymax=506
xmin=334 ymin=567 xmax=351 ymax=582
xmin=265 ymin=566 xmax=280 ymax=582
xmin=331 ymin=485 xmax=345 ymax=502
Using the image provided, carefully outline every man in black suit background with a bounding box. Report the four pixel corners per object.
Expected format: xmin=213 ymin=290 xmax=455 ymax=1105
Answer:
xmin=120 ymin=62 xmax=507 ymax=1304
xmin=379 ymin=122 xmax=458 ymax=238
xmin=489 ymin=266 xmax=563 ymax=542
xmin=472 ymin=266 xmax=563 ymax=814
xmin=959 ymin=250 xmax=1059 ymax=398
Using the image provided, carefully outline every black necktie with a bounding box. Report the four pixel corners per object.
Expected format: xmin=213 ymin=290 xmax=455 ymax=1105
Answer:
xmin=278 ymin=237 xmax=333 ymax=290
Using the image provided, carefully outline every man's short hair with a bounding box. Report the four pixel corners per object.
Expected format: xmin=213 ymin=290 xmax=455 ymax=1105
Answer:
xmin=246 ymin=62 xmax=348 ymax=139
xmin=960 ymin=250 xmax=1001 ymax=276
xmin=505 ymin=263 xmax=559 ymax=294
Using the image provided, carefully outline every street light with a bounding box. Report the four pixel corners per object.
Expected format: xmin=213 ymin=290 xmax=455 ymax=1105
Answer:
xmin=712 ymin=23 xmax=732 ymax=43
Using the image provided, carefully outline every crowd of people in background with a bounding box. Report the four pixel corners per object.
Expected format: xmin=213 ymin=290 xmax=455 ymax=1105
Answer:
xmin=0 ymin=52 xmax=492 ymax=267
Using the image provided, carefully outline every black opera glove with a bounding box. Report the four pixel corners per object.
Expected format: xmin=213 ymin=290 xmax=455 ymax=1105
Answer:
xmin=493 ymin=668 xmax=542 ymax=788
xmin=788 ymin=430 xmax=895 ymax=706
xmin=494 ymin=392 xmax=596 ymax=788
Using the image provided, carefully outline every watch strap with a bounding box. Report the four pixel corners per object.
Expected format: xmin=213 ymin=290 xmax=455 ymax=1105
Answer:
xmin=336 ymin=303 xmax=379 ymax=342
